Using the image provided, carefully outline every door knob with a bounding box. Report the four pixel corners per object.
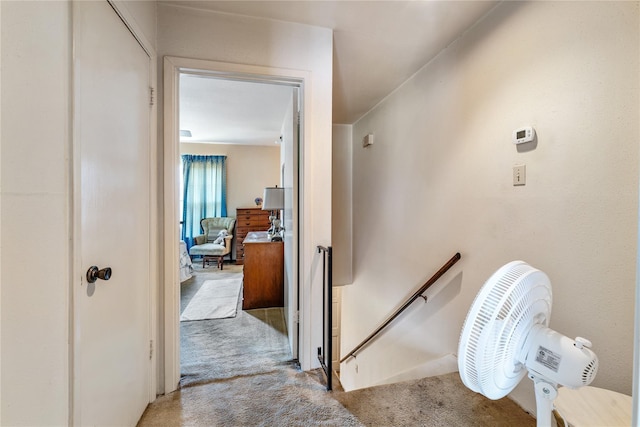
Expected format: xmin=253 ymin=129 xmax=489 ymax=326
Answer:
xmin=86 ymin=266 xmax=112 ymax=283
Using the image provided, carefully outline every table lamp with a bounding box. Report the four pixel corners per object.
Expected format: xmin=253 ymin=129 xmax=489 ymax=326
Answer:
xmin=262 ymin=186 xmax=284 ymax=241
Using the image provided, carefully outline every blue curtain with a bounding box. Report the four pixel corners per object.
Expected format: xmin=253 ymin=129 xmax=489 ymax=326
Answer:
xmin=181 ymin=155 xmax=227 ymax=249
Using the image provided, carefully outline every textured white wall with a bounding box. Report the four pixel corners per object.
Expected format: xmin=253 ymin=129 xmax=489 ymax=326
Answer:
xmin=1 ymin=2 xmax=71 ymax=424
xmin=332 ymin=124 xmax=353 ymax=285
xmin=158 ymin=4 xmax=332 ymax=370
xmin=340 ymin=1 xmax=639 ymax=415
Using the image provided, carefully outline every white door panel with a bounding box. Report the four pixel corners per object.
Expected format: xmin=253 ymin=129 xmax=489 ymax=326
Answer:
xmin=74 ymin=2 xmax=151 ymax=425
xmin=284 ymin=88 xmax=299 ymax=360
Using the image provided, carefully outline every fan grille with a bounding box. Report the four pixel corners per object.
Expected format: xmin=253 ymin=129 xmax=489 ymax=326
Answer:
xmin=458 ymin=261 xmax=552 ymax=400
xmin=582 ymin=358 xmax=598 ymax=385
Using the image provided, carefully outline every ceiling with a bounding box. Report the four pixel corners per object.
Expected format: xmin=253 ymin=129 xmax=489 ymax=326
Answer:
xmin=180 ymin=73 xmax=294 ymax=145
xmin=170 ymin=0 xmax=498 ymax=144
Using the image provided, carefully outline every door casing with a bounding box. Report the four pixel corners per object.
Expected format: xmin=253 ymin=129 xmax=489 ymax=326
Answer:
xmin=162 ymin=56 xmax=309 ymax=393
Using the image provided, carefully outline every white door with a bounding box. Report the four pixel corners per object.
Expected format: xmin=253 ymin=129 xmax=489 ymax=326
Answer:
xmin=284 ymin=88 xmax=300 ymax=360
xmin=73 ymin=2 xmax=151 ymax=425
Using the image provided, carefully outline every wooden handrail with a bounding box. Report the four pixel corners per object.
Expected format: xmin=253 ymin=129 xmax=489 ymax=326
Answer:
xmin=339 ymin=252 xmax=461 ymax=363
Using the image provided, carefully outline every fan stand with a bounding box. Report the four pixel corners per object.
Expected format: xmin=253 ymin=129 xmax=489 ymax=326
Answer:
xmin=532 ymin=376 xmax=558 ymax=427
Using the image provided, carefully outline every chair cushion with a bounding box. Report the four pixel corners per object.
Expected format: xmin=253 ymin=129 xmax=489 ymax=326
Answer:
xmin=189 ymin=243 xmax=227 ymax=256
xmin=201 ymin=217 xmax=236 ymax=238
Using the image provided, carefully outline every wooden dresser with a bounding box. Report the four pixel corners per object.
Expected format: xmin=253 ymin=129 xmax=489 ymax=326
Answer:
xmin=235 ymin=207 xmax=271 ymax=264
xmin=242 ymin=232 xmax=284 ymax=309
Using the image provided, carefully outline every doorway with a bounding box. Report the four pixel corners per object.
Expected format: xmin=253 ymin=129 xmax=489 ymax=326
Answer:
xmin=163 ymin=57 xmax=305 ymax=393
xmin=177 ymin=71 xmax=299 ymax=382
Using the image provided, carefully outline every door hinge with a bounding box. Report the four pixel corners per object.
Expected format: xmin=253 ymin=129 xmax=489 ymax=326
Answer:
xmin=149 ymin=340 xmax=153 ymax=360
xmin=149 ymin=87 xmax=155 ymax=106
xmin=294 ymin=310 xmax=300 ymax=323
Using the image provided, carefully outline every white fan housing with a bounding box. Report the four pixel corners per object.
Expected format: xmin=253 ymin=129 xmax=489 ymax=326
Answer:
xmin=458 ymin=261 xmax=598 ymax=427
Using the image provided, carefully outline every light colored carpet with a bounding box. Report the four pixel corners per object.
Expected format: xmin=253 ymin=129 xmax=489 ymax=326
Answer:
xmin=180 ymin=276 xmax=243 ymax=321
xmin=140 ymin=262 xmax=363 ymax=425
xmin=334 ymin=372 xmax=535 ymax=426
xmin=138 ymin=363 xmax=363 ymax=426
xmin=138 ymin=262 xmax=534 ymax=426
xmin=179 ymin=307 xmax=293 ymax=387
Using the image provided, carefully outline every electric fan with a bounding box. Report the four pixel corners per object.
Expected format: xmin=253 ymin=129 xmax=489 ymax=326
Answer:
xmin=458 ymin=261 xmax=599 ymax=427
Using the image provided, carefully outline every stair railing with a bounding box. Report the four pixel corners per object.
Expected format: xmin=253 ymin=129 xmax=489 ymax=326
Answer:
xmin=317 ymin=245 xmax=333 ymax=391
xmin=340 ymin=252 xmax=461 ymax=364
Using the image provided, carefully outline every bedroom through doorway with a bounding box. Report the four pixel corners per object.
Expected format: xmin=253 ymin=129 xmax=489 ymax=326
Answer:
xmin=175 ymin=68 xmax=302 ymax=387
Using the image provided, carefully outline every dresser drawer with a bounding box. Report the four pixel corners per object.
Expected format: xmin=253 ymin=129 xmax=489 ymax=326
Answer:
xmin=237 ymin=218 xmax=270 ymax=228
xmin=237 ymin=227 xmax=269 ymax=240
xmin=237 ymin=213 xmax=270 ymax=221
xmin=237 ymin=216 xmax=270 ymax=226
xmin=237 ymin=208 xmax=267 ymax=216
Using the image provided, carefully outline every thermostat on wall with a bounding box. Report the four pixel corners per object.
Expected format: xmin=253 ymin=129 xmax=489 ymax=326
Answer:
xmin=512 ymin=126 xmax=535 ymax=144
xmin=363 ymin=133 xmax=374 ymax=147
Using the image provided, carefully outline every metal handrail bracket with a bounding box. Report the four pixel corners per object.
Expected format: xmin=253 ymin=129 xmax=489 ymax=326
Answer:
xmin=340 ymin=252 xmax=461 ymax=364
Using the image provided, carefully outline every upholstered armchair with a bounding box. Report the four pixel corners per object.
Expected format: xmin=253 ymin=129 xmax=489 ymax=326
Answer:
xmin=189 ymin=217 xmax=236 ymax=269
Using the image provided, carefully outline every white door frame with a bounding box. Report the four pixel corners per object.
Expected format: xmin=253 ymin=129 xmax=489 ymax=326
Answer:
xmin=70 ymin=0 xmax=158 ymax=418
xmin=162 ymin=56 xmax=310 ymax=393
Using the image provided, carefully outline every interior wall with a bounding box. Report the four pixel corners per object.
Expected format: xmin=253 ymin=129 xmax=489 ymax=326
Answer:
xmin=340 ymin=1 xmax=639 ymax=416
xmin=1 ymin=4 xmax=3 ymax=420
xmin=332 ymin=124 xmax=353 ymax=285
xmin=0 ymin=1 xmax=157 ymax=425
xmin=158 ymin=3 xmax=332 ymax=372
xmin=1 ymin=2 xmax=71 ymax=424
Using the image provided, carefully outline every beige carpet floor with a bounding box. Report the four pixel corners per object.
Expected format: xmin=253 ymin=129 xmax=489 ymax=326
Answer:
xmin=138 ymin=260 xmax=535 ymax=426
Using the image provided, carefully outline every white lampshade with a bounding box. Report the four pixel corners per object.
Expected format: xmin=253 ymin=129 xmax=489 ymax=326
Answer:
xmin=262 ymin=186 xmax=284 ymax=210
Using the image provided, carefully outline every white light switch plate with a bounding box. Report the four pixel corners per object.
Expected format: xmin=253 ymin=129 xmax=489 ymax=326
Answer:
xmin=513 ymin=165 xmax=526 ymax=186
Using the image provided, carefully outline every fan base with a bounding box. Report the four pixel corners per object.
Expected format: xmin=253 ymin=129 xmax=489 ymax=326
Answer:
xmin=533 ymin=377 xmax=557 ymax=427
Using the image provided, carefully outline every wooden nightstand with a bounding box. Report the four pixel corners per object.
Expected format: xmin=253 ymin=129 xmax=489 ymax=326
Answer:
xmin=242 ymin=231 xmax=284 ymax=310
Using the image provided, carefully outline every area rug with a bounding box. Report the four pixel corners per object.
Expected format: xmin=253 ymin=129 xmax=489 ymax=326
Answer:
xmin=180 ymin=277 xmax=243 ymax=321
